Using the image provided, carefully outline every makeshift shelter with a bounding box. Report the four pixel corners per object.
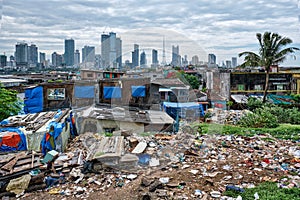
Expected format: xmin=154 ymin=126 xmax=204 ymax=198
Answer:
xmin=162 ymin=102 xmax=205 ymax=120
xmin=0 ymin=109 xmax=75 ymax=154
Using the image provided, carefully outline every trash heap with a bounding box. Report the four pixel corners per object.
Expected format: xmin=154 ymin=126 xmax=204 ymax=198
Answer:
xmin=0 ymin=129 xmax=299 ymax=199
xmin=208 ymin=109 xmax=251 ymax=125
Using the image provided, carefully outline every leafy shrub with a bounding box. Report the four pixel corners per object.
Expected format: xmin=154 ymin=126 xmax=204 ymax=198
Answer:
xmin=238 ymin=106 xmax=279 ymax=128
xmin=246 ymin=97 xmax=264 ymax=111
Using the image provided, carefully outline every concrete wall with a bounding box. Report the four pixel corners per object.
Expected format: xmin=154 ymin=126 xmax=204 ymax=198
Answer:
xmin=79 ymin=117 xmax=145 ymax=134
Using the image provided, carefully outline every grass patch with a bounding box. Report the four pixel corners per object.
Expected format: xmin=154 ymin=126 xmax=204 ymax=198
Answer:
xmin=223 ymin=182 xmax=300 ymax=200
xmin=194 ymin=123 xmax=300 ymax=141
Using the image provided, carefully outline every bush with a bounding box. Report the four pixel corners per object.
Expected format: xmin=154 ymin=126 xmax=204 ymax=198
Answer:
xmin=246 ymin=97 xmax=264 ymax=111
xmin=238 ymin=106 xmax=279 ymax=128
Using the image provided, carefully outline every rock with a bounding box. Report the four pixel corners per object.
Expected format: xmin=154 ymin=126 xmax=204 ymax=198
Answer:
xmin=156 ymin=189 xmax=168 ymax=197
xmin=149 ymin=180 xmax=163 ymax=192
xmin=141 ymin=193 xmax=151 ymax=200
xmin=141 ymin=177 xmax=153 ymax=187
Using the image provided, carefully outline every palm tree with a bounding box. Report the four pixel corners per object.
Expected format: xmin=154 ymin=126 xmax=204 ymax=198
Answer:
xmin=239 ymin=32 xmax=299 ymax=102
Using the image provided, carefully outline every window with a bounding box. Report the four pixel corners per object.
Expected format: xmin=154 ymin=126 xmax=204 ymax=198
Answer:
xmin=277 ymin=85 xmax=283 ymax=90
xmin=254 ymin=85 xmax=262 ymax=90
xmin=47 ymin=88 xmax=65 ymax=100
xmin=87 ymin=73 xmax=93 ymax=78
xmin=237 ymin=84 xmax=245 ymax=91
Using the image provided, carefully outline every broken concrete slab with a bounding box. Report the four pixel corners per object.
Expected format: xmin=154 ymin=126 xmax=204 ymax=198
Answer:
xmin=92 ymin=136 xmax=124 ymax=167
xmin=132 ymin=142 xmax=147 ymax=154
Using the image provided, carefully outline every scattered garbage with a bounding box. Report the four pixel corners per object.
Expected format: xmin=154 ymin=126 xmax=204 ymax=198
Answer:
xmin=0 ymin=118 xmax=299 ymax=199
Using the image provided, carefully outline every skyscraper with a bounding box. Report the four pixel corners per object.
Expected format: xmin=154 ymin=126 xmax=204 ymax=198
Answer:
xmin=208 ymin=53 xmax=216 ymax=66
xmin=232 ymin=57 xmax=237 ymax=68
xmin=15 ymin=42 xmax=28 ymax=66
xmin=0 ymin=55 xmax=7 ymax=67
xmin=226 ymin=60 xmax=232 ymax=68
xmin=52 ymin=52 xmax=63 ymax=67
xmin=39 ymin=52 xmax=46 ymax=63
xmin=82 ymin=45 xmax=95 ymax=63
xmin=152 ymin=49 xmax=158 ymax=65
xmin=191 ymin=55 xmax=199 ymax=65
xmin=132 ymin=44 xmax=139 ymax=68
xmin=116 ymin=38 xmax=122 ymax=69
xmin=140 ymin=51 xmax=146 ymax=67
xmin=101 ymin=32 xmax=122 ymax=69
xmin=171 ymin=45 xmax=180 ymax=66
xmin=74 ymin=50 xmax=80 ymax=66
xmin=64 ymin=39 xmax=75 ymax=66
xmin=28 ymin=44 xmax=38 ymax=66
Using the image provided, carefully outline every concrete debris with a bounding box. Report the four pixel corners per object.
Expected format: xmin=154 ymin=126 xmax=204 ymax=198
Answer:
xmin=0 ymin=122 xmax=299 ymax=199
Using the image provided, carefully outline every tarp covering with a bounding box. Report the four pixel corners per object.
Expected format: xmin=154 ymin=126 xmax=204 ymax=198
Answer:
xmin=40 ymin=121 xmax=65 ymax=156
xmin=162 ymin=102 xmax=204 ymax=120
xmin=211 ymin=100 xmax=227 ymax=110
xmin=131 ymin=86 xmax=146 ymax=97
xmin=74 ymin=86 xmax=95 ymax=98
xmin=68 ymin=111 xmax=78 ymax=137
xmin=103 ymin=86 xmax=122 ymax=99
xmin=24 ymin=86 xmax=43 ymax=114
xmin=0 ymin=127 xmax=27 ymax=151
xmin=268 ymin=94 xmax=294 ymax=105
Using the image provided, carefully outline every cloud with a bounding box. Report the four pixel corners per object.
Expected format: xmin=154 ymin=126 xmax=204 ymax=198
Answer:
xmin=0 ymin=0 xmax=299 ymax=66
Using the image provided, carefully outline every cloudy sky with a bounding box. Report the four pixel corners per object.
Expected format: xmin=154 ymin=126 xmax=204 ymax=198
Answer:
xmin=0 ymin=0 xmax=299 ymax=66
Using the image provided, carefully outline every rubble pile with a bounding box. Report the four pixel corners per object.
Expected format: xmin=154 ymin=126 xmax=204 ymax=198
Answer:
xmin=0 ymin=129 xmax=299 ymax=199
xmin=209 ymin=109 xmax=251 ymax=125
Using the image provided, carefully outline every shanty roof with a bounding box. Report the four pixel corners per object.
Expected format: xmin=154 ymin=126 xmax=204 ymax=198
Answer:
xmin=79 ymin=105 xmax=174 ymax=125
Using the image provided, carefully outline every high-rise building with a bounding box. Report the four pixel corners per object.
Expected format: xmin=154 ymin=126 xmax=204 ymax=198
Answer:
xmin=140 ymin=51 xmax=146 ymax=67
xmin=28 ymin=44 xmax=38 ymax=66
xmin=152 ymin=49 xmax=158 ymax=65
xmin=82 ymin=45 xmax=95 ymax=63
xmin=74 ymin=50 xmax=80 ymax=66
xmin=226 ymin=60 xmax=232 ymax=68
xmin=208 ymin=53 xmax=216 ymax=66
xmin=52 ymin=52 xmax=63 ymax=67
xmin=171 ymin=45 xmax=180 ymax=66
xmin=232 ymin=57 xmax=237 ymax=68
xmin=116 ymin=38 xmax=122 ymax=69
xmin=39 ymin=52 xmax=46 ymax=63
xmin=15 ymin=42 xmax=28 ymax=66
xmin=132 ymin=44 xmax=139 ymax=68
xmin=64 ymin=39 xmax=75 ymax=66
xmin=95 ymin=54 xmax=101 ymax=69
xmin=0 ymin=55 xmax=7 ymax=67
xmin=191 ymin=55 xmax=199 ymax=65
xmin=101 ymin=32 xmax=122 ymax=68
xmin=182 ymin=55 xmax=188 ymax=66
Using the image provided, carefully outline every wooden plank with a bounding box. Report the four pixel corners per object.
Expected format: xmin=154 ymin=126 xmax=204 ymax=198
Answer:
xmin=1 ymin=152 xmax=26 ymax=172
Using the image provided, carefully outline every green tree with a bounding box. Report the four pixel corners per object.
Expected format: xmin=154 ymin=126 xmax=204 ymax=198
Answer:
xmin=239 ymin=32 xmax=299 ymax=102
xmin=183 ymin=74 xmax=200 ymax=89
xmin=0 ymin=84 xmax=22 ymax=121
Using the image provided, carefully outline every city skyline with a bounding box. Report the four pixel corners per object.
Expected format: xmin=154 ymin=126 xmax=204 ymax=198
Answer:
xmin=0 ymin=0 xmax=299 ymax=66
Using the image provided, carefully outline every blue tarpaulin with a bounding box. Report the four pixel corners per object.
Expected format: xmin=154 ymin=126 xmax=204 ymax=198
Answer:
xmin=162 ymin=102 xmax=205 ymax=120
xmin=103 ymin=87 xmax=122 ymax=99
xmin=40 ymin=121 xmax=65 ymax=156
xmin=131 ymin=86 xmax=146 ymax=97
xmin=75 ymin=86 xmax=95 ymax=98
xmin=24 ymin=86 xmax=43 ymax=114
xmin=0 ymin=127 xmax=27 ymax=151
